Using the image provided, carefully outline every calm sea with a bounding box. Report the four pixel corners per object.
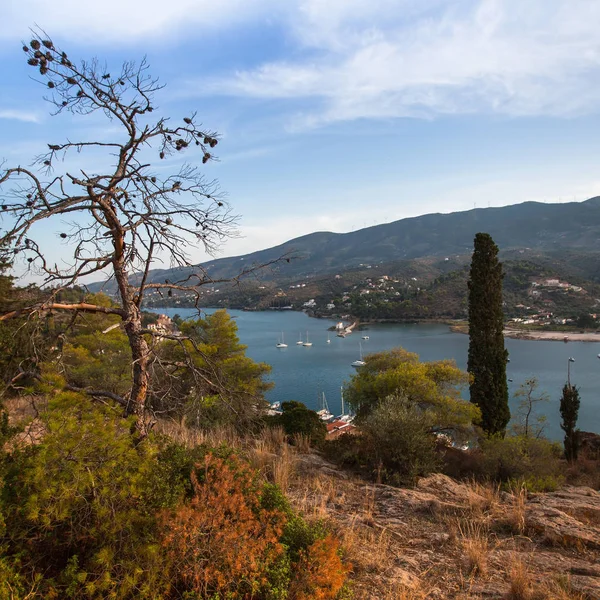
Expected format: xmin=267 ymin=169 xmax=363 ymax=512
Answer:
xmin=154 ymin=308 xmax=600 ymax=441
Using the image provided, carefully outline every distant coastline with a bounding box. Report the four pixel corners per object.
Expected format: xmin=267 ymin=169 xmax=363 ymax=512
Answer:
xmin=503 ymin=329 xmax=600 ymax=343
xmin=450 ymin=323 xmax=600 ymax=343
xmin=151 ymin=307 xmax=600 ymax=343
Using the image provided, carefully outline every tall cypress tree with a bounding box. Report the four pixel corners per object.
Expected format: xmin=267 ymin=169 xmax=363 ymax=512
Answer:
xmin=467 ymin=233 xmax=510 ymax=435
xmin=560 ymin=384 xmax=580 ymax=462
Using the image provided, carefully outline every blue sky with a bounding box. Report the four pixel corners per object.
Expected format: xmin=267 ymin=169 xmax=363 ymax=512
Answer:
xmin=2 ymin=0 xmax=600 ymax=281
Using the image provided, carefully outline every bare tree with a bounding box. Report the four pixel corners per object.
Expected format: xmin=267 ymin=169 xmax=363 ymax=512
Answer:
xmin=0 ymin=32 xmax=273 ymax=434
xmin=513 ymin=377 xmax=549 ymax=439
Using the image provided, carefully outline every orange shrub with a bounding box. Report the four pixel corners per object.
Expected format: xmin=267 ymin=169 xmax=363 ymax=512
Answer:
xmin=160 ymin=452 xmax=286 ymax=599
xmin=289 ymin=534 xmax=351 ymax=600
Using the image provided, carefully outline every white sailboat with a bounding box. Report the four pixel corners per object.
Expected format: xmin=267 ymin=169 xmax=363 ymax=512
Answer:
xmin=351 ymin=342 xmax=366 ymax=368
xmin=326 ymin=333 xmax=331 ymax=344
xmin=276 ymin=332 xmax=287 ymax=348
xmin=302 ymin=331 xmax=312 ymax=347
xmin=337 ymin=387 xmax=354 ymax=423
xmin=296 ymin=332 xmax=303 ymax=345
xmin=316 ymin=392 xmax=334 ymax=421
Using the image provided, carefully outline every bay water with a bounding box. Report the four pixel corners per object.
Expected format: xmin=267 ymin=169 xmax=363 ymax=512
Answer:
xmin=155 ymin=308 xmax=600 ymax=440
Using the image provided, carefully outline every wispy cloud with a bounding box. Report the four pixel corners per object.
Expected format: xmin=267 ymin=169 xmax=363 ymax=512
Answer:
xmin=202 ymin=0 xmax=600 ymax=126
xmin=6 ymin=1 xmax=600 ymax=127
xmin=0 ymin=109 xmax=40 ymax=123
xmin=0 ymin=0 xmax=279 ymax=43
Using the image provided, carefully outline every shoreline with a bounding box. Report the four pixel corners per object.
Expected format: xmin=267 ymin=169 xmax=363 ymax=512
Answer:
xmin=451 ymin=323 xmax=600 ymax=343
xmin=503 ymin=329 xmax=600 ymax=343
xmin=150 ymin=307 xmax=600 ymax=343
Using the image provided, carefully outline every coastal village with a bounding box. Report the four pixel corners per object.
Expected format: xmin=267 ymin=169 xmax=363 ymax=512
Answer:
xmin=143 ymin=268 xmax=600 ymax=334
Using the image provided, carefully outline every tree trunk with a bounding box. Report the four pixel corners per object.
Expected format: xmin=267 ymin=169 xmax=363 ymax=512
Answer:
xmin=125 ymin=311 xmax=150 ymax=435
xmin=113 ymin=245 xmax=150 ymax=435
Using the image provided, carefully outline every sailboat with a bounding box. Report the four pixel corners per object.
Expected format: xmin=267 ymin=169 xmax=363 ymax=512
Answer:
xmin=316 ymin=392 xmax=334 ymax=421
xmin=276 ymin=332 xmax=287 ymax=348
xmin=351 ymin=342 xmax=366 ymax=368
xmin=296 ymin=332 xmax=303 ymax=345
xmin=337 ymin=387 xmax=354 ymax=423
xmin=302 ymin=331 xmax=312 ymax=347
xmin=326 ymin=333 xmax=331 ymax=344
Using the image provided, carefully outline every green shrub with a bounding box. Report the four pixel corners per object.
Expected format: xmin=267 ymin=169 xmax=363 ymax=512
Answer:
xmin=506 ymin=473 xmax=564 ymax=493
xmin=360 ymin=395 xmax=440 ymax=484
xmin=326 ymin=394 xmax=440 ymax=485
xmin=0 ymin=554 xmax=38 ymax=600
xmin=478 ymin=434 xmax=563 ymax=487
xmin=260 ymin=482 xmax=328 ymax=561
xmin=144 ymin=439 xmax=226 ymax=509
xmin=271 ymin=401 xmax=327 ymax=446
xmin=1 ymin=392 xmax=170 ymax=599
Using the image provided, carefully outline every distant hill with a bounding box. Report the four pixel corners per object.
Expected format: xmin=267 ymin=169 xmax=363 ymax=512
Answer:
xmin=88 ymin=197 xmax=600 ymax=292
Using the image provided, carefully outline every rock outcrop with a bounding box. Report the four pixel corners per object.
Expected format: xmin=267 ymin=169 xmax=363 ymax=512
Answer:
xmin=291 ymin=454 xmax=600 ymax=599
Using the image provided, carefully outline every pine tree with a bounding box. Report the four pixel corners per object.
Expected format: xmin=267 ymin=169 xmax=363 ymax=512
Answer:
xmin=467 ymin=233 xmax=510 ymax=435
xmin=560 ymin=384 xmax=580 ymax=462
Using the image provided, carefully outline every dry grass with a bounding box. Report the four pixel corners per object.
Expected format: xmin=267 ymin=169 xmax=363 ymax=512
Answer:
xmin=507 ymin=557 xmax=534 ymax=600
xmin=259 ymin=425 xmax=287 ymax=453
xmin=291 ymin=432 xmax=311 ymax=453
xmin=247 ymin=438 xmax=276 ymax=476
xmin=504 ymin=557 xmax=587 ymax=600
xmin=272 ymin=442 xmax=296 ymax=491
xmin=466 ymin=479 xmax=502 ymax=516
xmin=456 ymin=520 xmax=490 ymax=577
xmin=504 ymin=484 xmax=528 ymax=536
xmin=542 ymin=577 xmax=587 ymax=600
xmin=155 ymin=420 xmax=297 ymax=489
xmin=364 ymin=582 xmax=430 ymax=600
xmin=292 ymin=472 xmax=340 ymax=519
xmin=360 ymin=485 xmax=377 ymax=526
xmin=338 ymin=517 xmax=394 ymax=575
xmin=155 ymin=420 xmax=242 ymax=449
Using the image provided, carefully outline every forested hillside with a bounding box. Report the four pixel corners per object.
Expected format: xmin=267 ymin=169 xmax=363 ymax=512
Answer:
xmin=89 ymin=197 xmax=600 ymax=292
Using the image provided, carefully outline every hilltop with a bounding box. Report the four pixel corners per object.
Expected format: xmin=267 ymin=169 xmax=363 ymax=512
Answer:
xmin=88 ymin=197 xmax=600 ymax=294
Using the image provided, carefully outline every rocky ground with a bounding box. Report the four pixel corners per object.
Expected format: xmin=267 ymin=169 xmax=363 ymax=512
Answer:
xmin=288 ymin=454 xmax=600 ymax=600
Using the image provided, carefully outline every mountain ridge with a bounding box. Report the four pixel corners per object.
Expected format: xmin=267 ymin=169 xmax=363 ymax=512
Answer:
xmin=88 ymin=197 xmax=600 ymax=292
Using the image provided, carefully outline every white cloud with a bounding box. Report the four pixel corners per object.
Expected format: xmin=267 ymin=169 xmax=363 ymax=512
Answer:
xmin=6 ymin=1 xmax=600 ymax=126
xmin=0 ymin=109 xmax=40 ymax=123
xmin=0 ymin=0 xmax=279 ymax=43
xmin=204 ymin=0 xmax=600 ymax=126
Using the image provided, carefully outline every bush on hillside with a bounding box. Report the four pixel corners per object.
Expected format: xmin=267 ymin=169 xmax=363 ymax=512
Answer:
xmin=443 ymin=434 xmax=564 ymax=492
xmin=479 ymin=434 xmax=564 ymax=491
xmin=1 ymin=391 xmax=169 ymax=599
xmin=0 ymin=391 xmax=349 ymax=599
xmin=160 ymin=452 xmax=287 ymax=599
xmin=268 ymin=401 xmax=327 ymax=446
xmin=325 ymin=393 xmax=440 ymax=484
xmin=288 ymin=534 xmax=351 ymax=600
